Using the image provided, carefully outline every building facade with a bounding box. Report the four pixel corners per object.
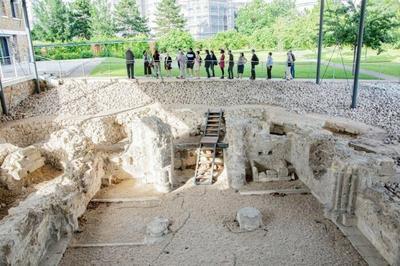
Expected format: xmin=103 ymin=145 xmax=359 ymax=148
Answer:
xmin=0 ymin=0 xmax=29 ymax=65
xmin=138 ymin=0 xmax=250 ymax=39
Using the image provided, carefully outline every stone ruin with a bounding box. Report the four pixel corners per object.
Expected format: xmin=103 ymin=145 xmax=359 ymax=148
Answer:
xmin=0 ymin=102 xmax=399 ymax=265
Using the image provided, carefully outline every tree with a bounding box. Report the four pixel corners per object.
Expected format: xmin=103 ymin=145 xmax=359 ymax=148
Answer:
xmin=209 ymin=31 xmax=248 ymax=50
xmin=157 ymin=30 xmax=194 ymax=52
xmin=325 ymin=0 xmax=399 ymax=53
xmin=90 ymin=0 xmax=116 ymax=37
xmin=32 ymin=0 xmax=71 ymax=42
xmin=69 ymin=0 xmax=92 ymax=39
xmin=235 ymin=0 xmax=295 ymax=35
xmin=114 ymin=0 xmax=150 ymax=35
xmin=154 ymin=0 xmax=186 ymax=36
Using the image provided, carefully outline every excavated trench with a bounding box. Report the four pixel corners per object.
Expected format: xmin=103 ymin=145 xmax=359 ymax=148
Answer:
xmin=0 ymin=103 xmax=399 ymax=265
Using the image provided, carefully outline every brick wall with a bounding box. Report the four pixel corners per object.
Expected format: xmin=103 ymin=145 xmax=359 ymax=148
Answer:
xmin=0 ymin=0 xmax=25 ymax=31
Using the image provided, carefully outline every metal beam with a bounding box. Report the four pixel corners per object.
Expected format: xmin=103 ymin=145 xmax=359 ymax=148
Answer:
xmin=351 ymin=0 xmax=368 ymax=108
xmin=21 ymin=0 xmax=40 ymax=94
xmin=0 ymin=78 xmax=8 ymax=115
xmin=316 ymin=0 xmax=325 ymax=84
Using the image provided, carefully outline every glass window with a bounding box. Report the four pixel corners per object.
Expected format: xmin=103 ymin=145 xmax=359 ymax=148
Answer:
xmin=10 ymin=0 xmax=19 ymax=18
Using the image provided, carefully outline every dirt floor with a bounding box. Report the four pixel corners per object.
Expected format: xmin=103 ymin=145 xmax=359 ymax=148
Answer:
xmin=60 ymin=179 xmax=366 ymax=266
xmin=0 ymin=165 xmax=63 ymax=220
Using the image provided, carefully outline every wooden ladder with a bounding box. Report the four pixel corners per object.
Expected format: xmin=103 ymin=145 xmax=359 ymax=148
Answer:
xmin=194 ymin=109 xmax=224 ymax=185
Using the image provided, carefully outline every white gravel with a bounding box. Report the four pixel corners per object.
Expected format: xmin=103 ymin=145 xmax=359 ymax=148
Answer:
xmin=2 ymin=79 xmax=400 ymax=143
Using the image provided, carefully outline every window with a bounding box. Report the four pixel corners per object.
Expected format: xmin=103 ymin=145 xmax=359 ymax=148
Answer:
xmin=10 ymin=0 xmax=19 ymax=18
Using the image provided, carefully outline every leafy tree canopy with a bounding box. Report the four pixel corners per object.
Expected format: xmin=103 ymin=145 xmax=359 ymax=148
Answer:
xmin=157 ymin=29 xmax=194 ymax=52
xmin=69 ymin=0 xmax=92 ymax=40
xmin=154 ymin=0 xmax=186 ymax=36
xmin=114 ymin=0 xmax=150 ymax=36
xmin=90 ymin=0 xmax=116 ymax=37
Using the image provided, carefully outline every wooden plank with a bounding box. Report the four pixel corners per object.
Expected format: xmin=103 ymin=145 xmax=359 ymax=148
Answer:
xmin=239 ymin=188 xmax=310 ymax=196
xmin=200 ymin=136 xmax=219 ymax=144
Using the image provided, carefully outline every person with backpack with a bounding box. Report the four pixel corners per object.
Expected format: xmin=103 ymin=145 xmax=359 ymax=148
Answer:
xmin=125 ymin=48 xmax=135 ymax=79
xmin=227 ymin=50 xmax=234 ymax=79
xmin=204 ymin=50 xmax=212 ymax=78
xmin=250 ymin=49 xmax=259 ymax=80
xmin=219 ymin=49 xmax=225 ymax=79
xmin=289 ymin=50 xmax=296 ymax=79
xmin=194 ymin=50 xmax=202 ymax=79
xmin=210 ymin=50 xmax=217 ymax=77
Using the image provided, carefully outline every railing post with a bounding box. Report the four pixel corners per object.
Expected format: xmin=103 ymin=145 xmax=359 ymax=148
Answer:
xmin=22 ymin=0 xmax=40 ymax=94
xmin=351 ymin=0 xmax=367 ymax=109
xmin=0 ymin=78 xmax=8 ymax=115
xmin=316 ymin=0 xmax=325 ymax=84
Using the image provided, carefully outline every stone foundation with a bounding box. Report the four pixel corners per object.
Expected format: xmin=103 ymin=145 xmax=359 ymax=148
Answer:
xmin=0 ymin=102 xmax=398 ymax=264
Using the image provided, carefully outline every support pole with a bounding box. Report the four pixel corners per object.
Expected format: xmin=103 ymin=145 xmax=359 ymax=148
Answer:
xmin=351 ymin=0 xmax=367 ymax=109
xmin=21 ymin=0 xmax=40 ymax=94
xmin=316 ymin=0 xmax=325 ymax=84
xmin=0 ymin=78 xmax=8 ymax=115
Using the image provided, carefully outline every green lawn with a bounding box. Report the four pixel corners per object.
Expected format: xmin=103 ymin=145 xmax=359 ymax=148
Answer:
xmin=91 ymin=57 xmax=373 ymax=79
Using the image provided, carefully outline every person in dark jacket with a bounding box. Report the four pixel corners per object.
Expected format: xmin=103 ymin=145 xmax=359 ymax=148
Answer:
xmin=125 ymin=48 xmax=135 ymax=79
xmin=250 ymin=49 xmax=259 ymax=80
xmin=227 ymin=50 xmax=234 ymax=79
xmin=204 ymin=50 xmax=212 ymax=78
xmin=164 ymin=53 xmax=172 ymax=77
xmin=210 ymin=50 xmax=217 ymax=77
xmin=186 ymin=48 xmax=195 ymax=78
xmin=153 ymin=49 xmax=161 ymax=78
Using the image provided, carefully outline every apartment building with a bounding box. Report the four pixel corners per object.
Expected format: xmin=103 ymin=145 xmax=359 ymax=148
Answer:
xmin=137 ymin=0 xmax=249 ymax=39
xmin=0 ymin=0 xmax=29 ymax=66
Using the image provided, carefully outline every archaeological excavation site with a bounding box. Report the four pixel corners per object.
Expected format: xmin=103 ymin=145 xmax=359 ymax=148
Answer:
xmin=0 ymin=79 xmax=399 ymax=265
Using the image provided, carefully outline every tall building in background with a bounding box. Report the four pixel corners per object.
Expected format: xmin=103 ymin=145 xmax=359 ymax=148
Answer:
xmin=138 ymin=0 xmax=251 ymax=39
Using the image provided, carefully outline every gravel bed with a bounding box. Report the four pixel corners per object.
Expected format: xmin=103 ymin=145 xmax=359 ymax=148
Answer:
xmin=1 ymin=79 xmax=399 ymax=143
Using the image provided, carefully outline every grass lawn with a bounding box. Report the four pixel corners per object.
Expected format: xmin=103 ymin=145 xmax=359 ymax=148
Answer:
xmin=303 ymin=47 xmax=400 ymax=78
xmin=91 ymin=57 xmax=373 ymax=79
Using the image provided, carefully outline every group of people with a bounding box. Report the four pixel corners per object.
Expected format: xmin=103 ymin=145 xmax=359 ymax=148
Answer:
xmin=125 ymin=48 xmax=296 ymax=80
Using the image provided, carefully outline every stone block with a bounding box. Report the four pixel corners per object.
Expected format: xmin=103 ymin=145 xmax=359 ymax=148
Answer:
xmin=236 ymin=207 xmax=263 ymax=231
xmin=145 ymin=217 xmax=170 ymax=244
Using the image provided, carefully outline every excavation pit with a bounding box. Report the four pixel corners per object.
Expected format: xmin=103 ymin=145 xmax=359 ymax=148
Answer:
xmin=0 ymin=79 xmax=399 ymax=265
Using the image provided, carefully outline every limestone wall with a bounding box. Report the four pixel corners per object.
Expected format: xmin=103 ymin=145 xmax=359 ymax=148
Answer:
xmin=2 ymin=79 xmax=36 ymax=113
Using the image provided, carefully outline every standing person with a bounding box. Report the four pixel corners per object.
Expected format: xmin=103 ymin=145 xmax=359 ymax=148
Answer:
xmin=125 ymin=48 xmax=135 ymax=79
xmin=285 ymin=52 xmax=293 ymax=80
xmin=250 ymin=49 xmax=259 ymax=80
xmin=227 ymin=50 xmax=234 ymax=79
xmin=266 ymin=52 xmax=273 ymax=80
xmin=210 ymin=50 xmax=217 ymax=77
xmin=289 ymin=50 xmax=295 ymax=79
xmin=143 ymin=51 xmax=152 ymax=77
xmin=153 ymin=49 xmax=161 ymax=78
xmin=219 ymin=49 xmax=225 ymax=79
xmin=177 ymin=51 xmax=186 ymax=79
xmin=237 ymin=52 xmax=247 ymax=79
xmin=204 ymin=50 xmax=212 ymax=78
xmin=164 ymin=53 xmax=172 ymax=77
xmin=194 ymin=50 xmax=202 ymax=79
xmin=176 ymin=49 xmax=182 ymax=69
xmin=186 ymin=48 xmax=195 ymax=78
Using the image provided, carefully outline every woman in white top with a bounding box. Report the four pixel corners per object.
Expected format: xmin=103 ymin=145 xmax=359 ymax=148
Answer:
xmin=194 ymin=51 xmax=202 ymax=79
xmin=285 ymin=52 xmax=293 ymax=80
xmin=237 ymin=52 xmax=247 ymax=79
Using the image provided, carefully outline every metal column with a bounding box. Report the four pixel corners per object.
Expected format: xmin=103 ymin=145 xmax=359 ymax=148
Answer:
xmin=316 ymin=0 xmax=325 ymax=84
xmin=21 ymin=0 xmax=40 ymax=94
xmin=0 ymin=78 xmax=8 ymax=115
xmin=351 ymin=0 xmax=367 ymax=108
